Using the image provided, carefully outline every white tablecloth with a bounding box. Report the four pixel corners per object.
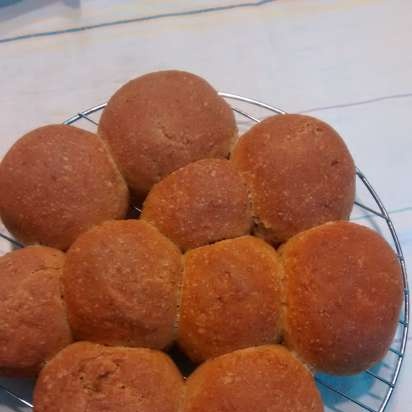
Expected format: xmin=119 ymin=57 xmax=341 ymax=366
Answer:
xmin=0 ymin=1 xmax=411 ymax=411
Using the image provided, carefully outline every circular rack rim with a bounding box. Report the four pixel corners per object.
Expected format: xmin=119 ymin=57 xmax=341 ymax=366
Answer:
xmin=0 ymin=93 xmax=409 ymax=412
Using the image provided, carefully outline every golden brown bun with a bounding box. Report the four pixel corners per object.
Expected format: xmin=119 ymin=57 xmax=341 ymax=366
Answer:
xmin=98 ymin=70 xmax=237 ymax=200
xmin=0 ymin=124 xmax=129 ymax=250
xmin=183 ymin=345 xmax=323 ymax=412
xmin=63 ymin=220 xmax=182 ymax=349
xmin=34 ymin=342 xmax=184 ymax=412
xmin=280 ymin=221 xmax=403 ymax=374
xmin=178 ymin=236 xmax=282 ymax=362
xmin=142 ymin=159 xmax=252 ymax=251
xmin=231 ymin=114 xmax=355 ymax=244
xmin=0 ymin=246 xmax=72 ymax=377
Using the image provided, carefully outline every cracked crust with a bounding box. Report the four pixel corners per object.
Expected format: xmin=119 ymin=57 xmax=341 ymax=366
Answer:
xmin=231 ymin=114 xmax=355 ymax=245
xmin=183 ymin=345 xmax=323 ymax=412
xmin=178 ymin=236 xmax=282 ymax=362
xmin=279 ymin=221 xmax=403 ymax=374
xmin=0 ymin=124 xmax=129 ymax=250
xmin=63 ymin=220 xmax=182 ymax=349
xmin=141 ymin=159 xmax=253 ymax=251
xmin=34 ymin=342 xmax=184 ymax=412
xmin=98 ymin=70 xmax=237 ymax=201
xmin=0 ymin=246 xmax=72 ymax=377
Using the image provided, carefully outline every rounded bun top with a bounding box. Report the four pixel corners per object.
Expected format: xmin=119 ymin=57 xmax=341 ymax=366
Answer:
xmin=280 ymin=221 xmax=403 ymax=374
xmin=183 ymin=345 xmax=323 ymax=412
xmin=142 ymin=158 xmax=252 ymax=251
xmin=63 ymin=219 xmax=182 ymax=349
xmin=98 ymin=70 xmax=237 ymax=200
xmin=0 ymin=124 xmax=129 ymax=250
xmin=178 ymin=236 xmax=282 ymax=362
xmin=34 ymin=342 xmax=184 ymax=412
xmin=231 ymin=114 xmax=355 ymax=244
xmin=0 ymin=246 xmax=72 ymax=377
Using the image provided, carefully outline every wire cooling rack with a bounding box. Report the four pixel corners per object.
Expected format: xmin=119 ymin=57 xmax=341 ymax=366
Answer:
xmin=0 ymin=94 xmax=409 ymax=412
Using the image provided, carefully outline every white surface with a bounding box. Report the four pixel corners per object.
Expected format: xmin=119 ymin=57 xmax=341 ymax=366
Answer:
xmin=0 ymin=1 xmax=411 ymax=411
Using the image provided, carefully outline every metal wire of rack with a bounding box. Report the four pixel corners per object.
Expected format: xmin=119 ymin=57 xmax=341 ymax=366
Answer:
xmin=0 ymin=94 xmax=409 ymax=412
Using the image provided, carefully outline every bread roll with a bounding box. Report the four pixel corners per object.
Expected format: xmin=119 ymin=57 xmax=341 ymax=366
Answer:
xmin=142 ymin=159 xmax=252 ymax=251
xmin=63 ymin=220 xmax=182 ymax=349
xmin=178 ymin=236 xmax=282 ymax=362
xmin=280 ymin=221 xmax=403 ymax=374
xmin=0 ymin=124 xmax=129 ymax=250
xmin=231 ymin=114 xmax=355 ymax=244
xmin=0 ymin=246 xmax=71 ymax=377
xmin=98 ymin=70 xmax=237 ymax=200
xmin=34 ymin=342 xmax=184 ymax=412
xmin=183 ymin=345 xmax=323 ymax=412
